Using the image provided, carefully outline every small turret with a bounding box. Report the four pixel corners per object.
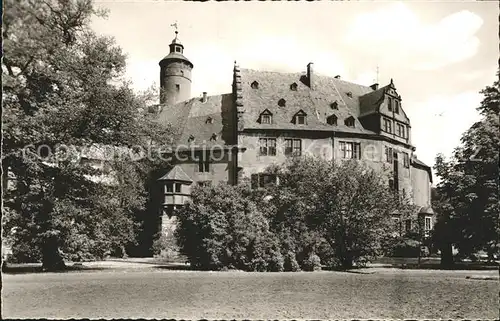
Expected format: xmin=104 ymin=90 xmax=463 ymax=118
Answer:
xmin=159 ymin=29 xmax=193 ymax=105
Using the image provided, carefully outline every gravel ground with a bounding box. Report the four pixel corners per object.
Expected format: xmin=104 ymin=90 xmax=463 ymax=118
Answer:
xmin=2 ymin=268 xmax=498 ymax=319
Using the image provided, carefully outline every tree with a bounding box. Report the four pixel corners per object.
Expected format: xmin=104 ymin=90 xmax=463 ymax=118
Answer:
xmin=267 ymin=157 xmax=416 ymax=269
xmin=434 ymin=71 xmax=500 ymax=262
xmin=2 ymin=0 xmax=172 ymax=270
xmin=175 ymin=184 xmax=283 ymax=272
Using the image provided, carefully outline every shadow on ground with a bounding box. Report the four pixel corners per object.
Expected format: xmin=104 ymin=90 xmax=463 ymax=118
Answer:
xmin=2 ymin=263 xmax=106 ymax=274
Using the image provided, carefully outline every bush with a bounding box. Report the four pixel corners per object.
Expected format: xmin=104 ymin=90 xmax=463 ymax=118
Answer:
xmin=391 ymin=239 xmax=420 ymax=257
xmin=152 ymin=232 xmax=183 ymax=262
xmin=175 ymin=184 xmax=282 ymax=271
xmin=301 ymin=253 xmax=322 ymax=271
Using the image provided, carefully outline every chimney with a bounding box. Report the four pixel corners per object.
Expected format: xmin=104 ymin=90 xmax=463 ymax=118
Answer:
xmin=370 ymin=83 xmax=379 ymax=90
xmin=307 ymin=62 xmax=314 ymax=90
xmin=334 ymin=75 xmax=341 ymax=79
xmin=202 ymin=92 xmax=207 ymax=103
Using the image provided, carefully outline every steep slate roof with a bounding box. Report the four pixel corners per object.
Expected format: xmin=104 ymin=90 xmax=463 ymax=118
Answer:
xmin=358 ymin=85 xmax=388 ymax=117
xmin=155 ymin=93 xmax=234 ymax=147
xmin=239 ymin=68 xmax=376 ymax=134
xmin=158 ymin=165 xmax=192 ymax=182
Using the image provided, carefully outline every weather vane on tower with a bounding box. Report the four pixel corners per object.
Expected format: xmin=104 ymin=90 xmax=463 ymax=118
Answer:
xmin=171 ymin=21 xmax=179 ymax=35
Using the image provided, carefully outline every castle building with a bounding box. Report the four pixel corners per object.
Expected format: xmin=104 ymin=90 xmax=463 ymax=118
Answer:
xmin=154 ymin=31 xmax=434 ymax=236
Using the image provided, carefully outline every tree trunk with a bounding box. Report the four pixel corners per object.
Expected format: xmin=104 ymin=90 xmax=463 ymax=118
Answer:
xmin=41 ymin=237 xmax=66 ymax=271
xmin=440 ymin=242 xmax=454 ymax=268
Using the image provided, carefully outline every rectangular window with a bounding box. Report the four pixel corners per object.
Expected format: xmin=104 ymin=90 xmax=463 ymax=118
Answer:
xmin=397 ymin=123 xmax=406 ymax=138
xmin=175 ymin=84 xmax=180 ymax=92
xmin=285 ymin=139 xmax=301 ymax=156
xmin=339 ymin=142 xmax=361 ymax=159
xmin=385 ymin=146 xmax=393 ymax=163
xmin=259 ymin=138 xmax=276 ymax=156
xmin=405 ymin=219 xmax=412 ymax=232
xmin=268 ymin=138 xmax=276 ymax=156
xmin=175 ymin=183 xmax=181 ymax=193
xmin=296 ymin=115 xmax=306 ymax=124
xmin=383 ymin=118 xmax=392 ymax=133
xmin=403 ymin=152 xmax=410 ymax=168
xmin=292 ymin=139 xmax=302 ymax=156
xmin=425 ymin=217 xmax=432 ymax=231
xmin=197 ymin=153 xmax=210 ymax=173
xmin=394 ymin=100 xmax=400 ymax=114
xmin=166 ymin=183 xmax=173 ymax=193
xmin=387 ymin=97 xmax=393 ymax=112
xmin=261 ymin=114 xmax=272 ymax=124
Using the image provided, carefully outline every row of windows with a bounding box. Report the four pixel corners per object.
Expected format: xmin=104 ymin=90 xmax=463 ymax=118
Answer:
xmin=165 ymin=182 xmax=182 ymax=193
xmin=259 ymin=138 xmax=302 ymax=156
xmin=261 ymin=112 xmax=355 ymax=127
xmin=397 ymin=217 xmax=432 ymax=233
xmin=385 ymin=147 xmax=410 ymax=168
xmin=383 ymin=117 xmax=408 ymax=138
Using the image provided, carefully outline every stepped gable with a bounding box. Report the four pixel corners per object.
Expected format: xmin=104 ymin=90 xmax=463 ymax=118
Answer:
xmin=239 ymin=68 xmax=376 ymax=134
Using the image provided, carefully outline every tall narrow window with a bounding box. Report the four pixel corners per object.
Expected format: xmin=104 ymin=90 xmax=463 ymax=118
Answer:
xmin=424 ymin=217 xmax=432 ymax=231
xmin=385 ymin=146 xmax=393 ymax=163
xmin=387 ymin=97 xmax=393 ymax=112
xmin=394 ymin=100 xmax=400 ymax=114
xmin=383 ymin=118 xmax=392 ymax=133
xmin=175 ymin=183 xmax=181 ymax=193
xmin=198 ymin=153 xmax=210 ymax=173
xmin=165 ymin=183 xmax=173 ymax=193
xmin=176 ymin=84 xmax=180 ymax=92
xmin=268 ymin=139 xmax=276 ymax=156
xmin=293 ymin=139 xmax=302 ymax=156
xmin=403 ymin=152 xmax=410 ymax=168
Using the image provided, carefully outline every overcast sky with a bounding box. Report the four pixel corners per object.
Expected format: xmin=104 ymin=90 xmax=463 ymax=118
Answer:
xmin=91 ymin=1 xmax=498 ymax=180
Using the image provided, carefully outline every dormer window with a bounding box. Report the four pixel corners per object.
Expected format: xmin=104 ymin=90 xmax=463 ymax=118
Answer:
xmin=206 ymin=116 xmax=213 ymax=124
xmin=290 ymin=83 xmax=298 ymax=91
xmin=175 ymin=47 xmax=181 ymax=53
xmin=259 ymin=109 xmax=273 ymax=124
xmin=346 ymin=92 xmax=353 ymax=98
xmin=251 ymin=81 xmax=259 ymax=89
xmin=293 ymin=110 xmax=307 ymax=125
xmin=344 ymin=116 xmax=355 ymax=127
xmin=330 ymin=101 xmax=338 ymax=110
xmin=188 ymin=135 xmax=195 ymax=143
xmin=278 ymin=98 xmax=286 ymax=107
xmin=327 ymin=114 xmax=337 ymax=126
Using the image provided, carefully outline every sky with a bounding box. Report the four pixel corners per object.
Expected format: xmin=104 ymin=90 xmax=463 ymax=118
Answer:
xmin=91 ymin=1 xmax=498 ymax=181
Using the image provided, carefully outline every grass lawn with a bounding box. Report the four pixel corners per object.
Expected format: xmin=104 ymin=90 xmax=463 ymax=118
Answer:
xmin=2 ymin=268 xmax=498 ymax=319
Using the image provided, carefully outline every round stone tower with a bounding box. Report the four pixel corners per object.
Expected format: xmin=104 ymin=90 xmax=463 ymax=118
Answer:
xmin=159 ymin=31 xmax=193 ymax=105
